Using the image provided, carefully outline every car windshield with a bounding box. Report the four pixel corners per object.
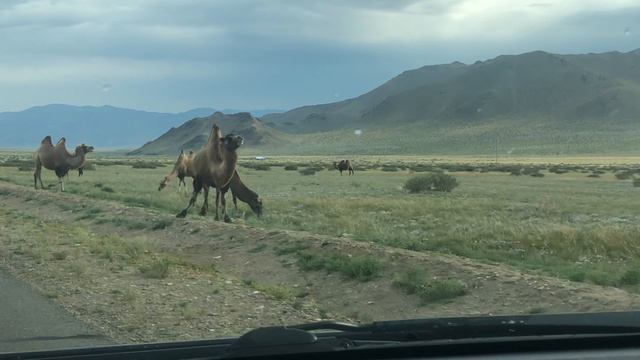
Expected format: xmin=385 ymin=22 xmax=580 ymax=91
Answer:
xmin=1 ymin=0 xmax=640 ymax=354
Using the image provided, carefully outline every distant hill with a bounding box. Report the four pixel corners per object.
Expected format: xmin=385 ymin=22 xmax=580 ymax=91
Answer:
xmin=129 ymin=112 xmax=288 ymax=155
xmin=0 ymin=104 xmax=285 ymax=150
xmin=263 ymin=49 xmax=640 ymax=134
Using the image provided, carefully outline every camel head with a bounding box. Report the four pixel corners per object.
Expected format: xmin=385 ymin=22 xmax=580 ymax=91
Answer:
xmin=249 ymin=197 xmax=263 ymax=217
xmin=221 ymin=134 xmax=244 ymax=152
xmin=159 ymin=177 xmax=169 ymax=191
xmin=75 ymin=144 xmax=95 ymax=155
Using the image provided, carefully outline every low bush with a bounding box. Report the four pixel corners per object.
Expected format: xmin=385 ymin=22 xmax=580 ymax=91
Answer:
xmin=299 ymin=168 xmax=316 ymax=176
xmin=404 ymin=172 xmax=459 ymax=193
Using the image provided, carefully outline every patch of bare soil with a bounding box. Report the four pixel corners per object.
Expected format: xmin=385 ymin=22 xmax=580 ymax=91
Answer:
xmin=1 ymin=181 xmax=640 ymax=343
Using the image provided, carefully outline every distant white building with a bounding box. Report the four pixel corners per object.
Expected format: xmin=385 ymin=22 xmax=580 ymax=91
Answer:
xmin=255 ymin=156 xmax=267 ymax=160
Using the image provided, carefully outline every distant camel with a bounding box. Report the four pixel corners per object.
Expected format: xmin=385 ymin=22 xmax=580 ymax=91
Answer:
xmin=176 ymin=124 xmax=243 ymax=222
xmin=160 ymin=150 xmax=262 ymax=216
xmin=159 ymin=150 xmax=193 ymax=192
xmin=334 ymin=160 xmax=354 ymax=176
xmin=34 ymin=136 xmax=94 ymax=191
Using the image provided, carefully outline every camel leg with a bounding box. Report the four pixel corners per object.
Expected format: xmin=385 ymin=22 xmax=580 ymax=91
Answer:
xmin=178 ymin=176 xmax=185 ymax=193
xmin=215 ymin=188 xmax=220 ymax=221
xmin=177 ymin=179 xmax=202 ymax=218
xmin=38 ymin=169 xmax=44 ymax=189
xmin=232 ymin=191 xmax=238 ymax=211
xmin=33 ymin=166 xmax=39 ymax=189
xmin=220 ymin=189 xmax=231 ymax=223
xmin=34 ymin=160 xmax=43 ymax=189
xmin=200 ymin=185 xmax=210 ymax=216
xmin=58 ymin=177 xmax=65 ymax=192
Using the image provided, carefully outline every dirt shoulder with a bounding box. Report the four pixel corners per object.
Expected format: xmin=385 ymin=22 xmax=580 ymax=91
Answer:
xmin=1 ymin=181 xmax=640 ymax=344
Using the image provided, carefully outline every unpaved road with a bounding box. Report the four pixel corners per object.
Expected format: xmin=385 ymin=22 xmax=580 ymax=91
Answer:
xmin=2 ymin=180 xmax=640 ymax=344
xmin=0 ymin=269 xmax=112 ymax=353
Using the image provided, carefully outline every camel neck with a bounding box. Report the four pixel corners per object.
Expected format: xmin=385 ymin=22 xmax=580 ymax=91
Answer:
xmin=223 ymin=152 xmax=238 ymax=177
xmin=66 ymin=153 xmax=86 ymax=169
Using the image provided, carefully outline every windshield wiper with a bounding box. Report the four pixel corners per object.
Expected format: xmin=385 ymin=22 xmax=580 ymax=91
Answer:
xmin=221 ymin=311 xmax=640 ymax=358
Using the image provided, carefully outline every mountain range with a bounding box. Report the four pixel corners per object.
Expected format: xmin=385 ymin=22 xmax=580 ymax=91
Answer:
xmin=5 ymin=48 xmax=640 ymax=155
xmin=256 ymin=49 xmax=640 ymax=155
xmin=0 ymin=105 xmax=284 ymax=149
xmin=263 ymin=49 xmax=640 ymax=132
xmin=128 ymin=112 xmax=286 ymax=155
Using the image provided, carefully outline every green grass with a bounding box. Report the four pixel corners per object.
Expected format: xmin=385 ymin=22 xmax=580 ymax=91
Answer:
xmin=297 ymin=252 xmax=383 ymax=282
xmin=138 ymin=257 xmax=171 ymax=279
xmin=242 ymin=278 xmax=295 ymax=301
xmin=1 ymin=154 xmax=640 ymax=290
xmin=393 ymin=268 xmax=468 ymax=303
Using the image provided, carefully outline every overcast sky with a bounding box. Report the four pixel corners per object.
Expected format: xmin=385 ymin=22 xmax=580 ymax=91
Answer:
xmin=1 ymin=0 xmax=639 ymax=113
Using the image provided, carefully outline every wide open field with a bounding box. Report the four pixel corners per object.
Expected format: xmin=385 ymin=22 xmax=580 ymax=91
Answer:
xmin=1 ymin=152 xmax=640 ymax=343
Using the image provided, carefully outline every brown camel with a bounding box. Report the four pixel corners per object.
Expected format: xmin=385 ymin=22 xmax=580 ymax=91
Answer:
xmin=34 ymin=136 xmax=94 ymax=191
xmin=159 ymin=150 xmax=194 ymax=192
xmin=217 ymin=176 xmax=263 ymax=217
xmin=158 ymin=151 xmax=262 ymax=217
xmin=159 ymin=150 xmax=262 ymax=216
xmin=334 ymin=160 xmax=354 ymax=176
xmin=176 ymin=124 xmax=243 ymax=222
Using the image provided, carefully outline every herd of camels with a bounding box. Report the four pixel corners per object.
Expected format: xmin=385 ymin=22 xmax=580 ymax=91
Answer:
xmin=33 ymin=124 xmax=354 ymax=223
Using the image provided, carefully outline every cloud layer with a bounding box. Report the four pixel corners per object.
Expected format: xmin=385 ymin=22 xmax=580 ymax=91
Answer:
xmin=1 ymin=0 xmax=639 ymax=112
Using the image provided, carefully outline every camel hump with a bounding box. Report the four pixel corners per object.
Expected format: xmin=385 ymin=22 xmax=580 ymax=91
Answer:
xmin=57 ymin=137 xmax=66 ymax=145
xmin=41 ymin=135 xmax=53 ymax=145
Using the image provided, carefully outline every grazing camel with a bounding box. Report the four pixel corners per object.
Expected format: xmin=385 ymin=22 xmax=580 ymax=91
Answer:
xmin=218 ymin=176 xmax=263 ymax=217
xmin=159 ymin=150 xmax=193 ymax=192
xmin=334 ymin=160 xmax=354 ymax=176
xmin=34 ymin=136 xmax=94 ymax=191
xmin=159 ymin=151 xmax=262 ymax=216
xmin=176 ymin=124 xmax=243 ymax=222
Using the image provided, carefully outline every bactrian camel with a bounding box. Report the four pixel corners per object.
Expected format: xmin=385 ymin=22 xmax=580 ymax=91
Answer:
xmin=176 ymin=124 xmax=243 ymax=222
xmin=34 ymin=136 xmax=94 ymax=191
xmin=159 ymin=150 xmax=193 ymax=192
xmin=334 ymin=160 xmax=354 ymax=176
xmin=160 ymin=150 xmax=262 ymax=216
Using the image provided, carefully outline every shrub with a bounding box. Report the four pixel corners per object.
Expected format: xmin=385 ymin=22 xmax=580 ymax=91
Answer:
xmin=522 ymin=167 xmax=542 ymax=175
xmin=618 ymin=269 xmax=640 ymax=285
xmin=284 ymin=165 xmax=298 ymax=171
xmin=381 ymin=166 xmax=399 ymax=172
xmin=297 ymin=252 xmax=383 ymax=282
xmin=299 ymin=168 xmax=316 ymax=176
xmin=253 ymin=164 xmax=270 ymax=171
xmin=393 ymin=268 xmax=468 ymax=303
xmin=404 ymin=173 xmax=459 ymax=193
xmin=633 ymin=178 xmax=640 ymax=188
xmin=530 ymin=172 xmax=545 ymax=177
xmin=615 ymin=172 xmax=633 ymax=180
xmin=139 ymin=258 xmax=170 ymax=279
xmin=132 ymin=161 xmax=164 ymax=169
